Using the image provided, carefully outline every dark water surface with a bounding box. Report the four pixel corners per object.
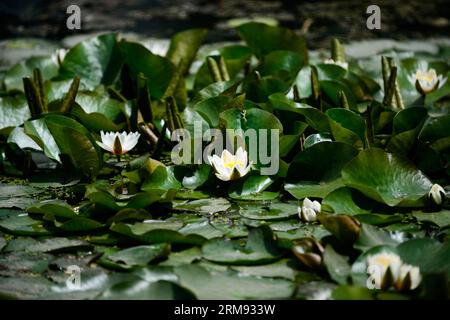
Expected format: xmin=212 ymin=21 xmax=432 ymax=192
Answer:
xmin=1 ymin=0 xmax=449 ymax=47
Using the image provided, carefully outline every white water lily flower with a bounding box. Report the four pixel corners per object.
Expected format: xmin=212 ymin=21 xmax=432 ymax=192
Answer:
xmin=96 ymin=131 xmax=140 ymax=155
xmin=324 ymin=58 xmax=348 ymax=70
xmin=408 ymin=68 xmax=447 ymax=94
xmin=298 ymin=197 xmax=321 ymax=222
xmin=51 ymin=48 xmax=67 ymax=66
xmin=207 ymin=147 xmax=252 ymax=181
xmin=395 ymin=264 xmax=422 ymax=291
xmin=428 ymin=183 xmax=446 ymax=205
xmin=366 ymin=252 xmax=402 ymax=290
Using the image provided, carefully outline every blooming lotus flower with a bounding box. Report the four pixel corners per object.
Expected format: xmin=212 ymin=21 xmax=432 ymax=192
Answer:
xmin=298 ymin=198 xmax=321 ymax=222
xmin=395 ymin=264 xmax=422 ymax=292
xmin=366 ymin=252 xmax=402 ymax=290
xmin=408 ymin=68 xmax=447 ymax=94
xmin=429 ymin=183 xmax=446 ymax=205
xmin=324 ymin=58 xmax=348 ymax=70
xmin=96 ymin=131 xmax=140 ymax=156
xmin=207 ymin=147 xmax=252 ymax=181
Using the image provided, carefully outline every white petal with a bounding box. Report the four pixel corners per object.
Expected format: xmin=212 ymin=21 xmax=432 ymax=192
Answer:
xmin=236 ymin=162 xmax=252 ymax=178
xmin=311 ymin=200 xmax=321 ymax=213
xmin=302 ymin=208 xmax=317 ymax=222
xmin=429 ymin=184 xmax=445 ymax=205
xmin=215 ymin=172 xmax=231 ymax=181
xmin=211 ymin=157 xmax=232 ymax=180
xmin=118 ymin=131 xmax=128 ymax=147
xmin=418 ymin=79 xmax=434 ymax=93
xmin=367 ymin=252 xmax=402 ymax=280
xmin=96 ymin=141 xmax=114 ymax=153
xmin=235 ymin=147 xmax=248 ymax=167
xmin=221 ymin=149 xmax=236 ymax=165
xmin=438 ymin=75 xmax=447 ymax=88
xmin=297 ymin=206 xmax=302 ymax=219
xmin=302 ymin=198 xmax=314 ymax=209
xmin=210 ymin=155 xmax=224 ymax=170
xmin=122 ymin=132 xmax=140 ymax=152
xmin=101 ymin=131 xmax=116 ymax=148
xmin=397 ymin=264 xmax=421 ymax=290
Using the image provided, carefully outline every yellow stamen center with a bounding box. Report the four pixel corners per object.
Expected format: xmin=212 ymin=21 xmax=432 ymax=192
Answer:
xmin=223 ymin=159 xmax=244 ymax=169
xmin=416 ymin=71 xmax=436 ymax=84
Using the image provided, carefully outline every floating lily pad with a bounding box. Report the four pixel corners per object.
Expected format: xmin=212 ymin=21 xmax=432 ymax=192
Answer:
xmin=285 ymin=142 xmax=358 ymax=199
xmin=3 ymin=237 xmax=91 ymax=253
xmin=201 ymin=225 xmax=283 ymax=265
xmin=110 ymin=221 xmax=207 ymax=245
xmin=101 ymin=244 xmax=170 ymax=270
xmin=239 ymin=202 xmax=298 ymax=221
xmin=0 ymin=213 xmax=51 ymax=236
xmin=100 ymin=279 xmax=195 ymax=300
xmin=174 ymin=264 xmax=294 ymax=299
xmin=354 ymin=223 xmax=402 ymax=251
xmin=412 ymin=210 xmax=450 ymax=228
xmin=173 ymin=197 xmax=231 ymax=214
xmin=342 ymin=148 xmax=433 ymax=207
xmin=322 ymin=187 xmax=375 ymax=215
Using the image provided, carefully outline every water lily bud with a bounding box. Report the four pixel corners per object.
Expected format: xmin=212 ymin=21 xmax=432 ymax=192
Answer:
xmin=395 ymin=264 xmax=421 ymax=292
xmin=207 ymin=147 xmax=252 ymax=181
xmin=292 ymin=238 xmax=324 ymax=270
xmin=428 ymin=184 xmax=446 ymax=205
xmin=96 ymin=131 xmax=140 ymax=155
xmin=301 ymin=207 xmax=317 ymax=222
xmin=298 ymin=198 xmax=321 ymax=222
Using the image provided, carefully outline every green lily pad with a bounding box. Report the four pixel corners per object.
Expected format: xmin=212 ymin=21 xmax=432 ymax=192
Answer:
xmin=3 ymin=237 xmax=91 ymax=253
xmin=323 ymin=245 xmax=351 ymax=285
xmin=412 ymin=210 xmax=450 ymax=228
xmin=173 ymin=197 xmax=231 ymax=214
xmin=341 ymin=148 xmax=433 ymax=207
xmin=229 ymin=175 xmax=276 ymax=200
xmin=354 ymin=223 xmax=402 ymax=251
xmin=269 ymin=93 xmax=330 ymax=132
xmin=326 ymin=108 xmax=367 ymax=148
xmin=397 ymin=238 xmax=450 ymax=277
xmin=4 ymin=56 xmax=58 ymax=91
xmin=332 ymin=285 xmax=373 ymax=300
xmin=166 ymin=28 xmax=208 ymax=75
xmin=159 ymin=247 xmax=202 ymax=267
xmin=239 ymin=202 xmax=298 ymax=221
xmin=322 ymin=187 xmax=375 ymax=215
xmin=24 ymin=117 xmax=62 ymax=162
xmin=0 ymin=212 xmax=51 ymax=236
xmin=285 ymin=142 xmax=358 ymax=199
xmin=110 ymin=221 xmax=207 ymax=245
xmin=201 ymin=225 xmax=283 ymax=265
xmin=174 ymin=264 xmax=294 ymax=299
xmin=120 ymin=41 xmax=175 ymax=100
xmin=59 ymin=33 xmax=122 ymax=89
xmin=237 ymin=22 xmax=307 ymax=59
xmin=100 ymin=278 xmax=195 ymax=300
xmin=0 ymin=185 xmax=44 ymax=199
xmin=101 ymin=244 xmax=170 ymax=269
xmin=231 ymin=258 xmax=298 ymax=280
xmin=0 ymin=95 xmax=31 ymax=130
